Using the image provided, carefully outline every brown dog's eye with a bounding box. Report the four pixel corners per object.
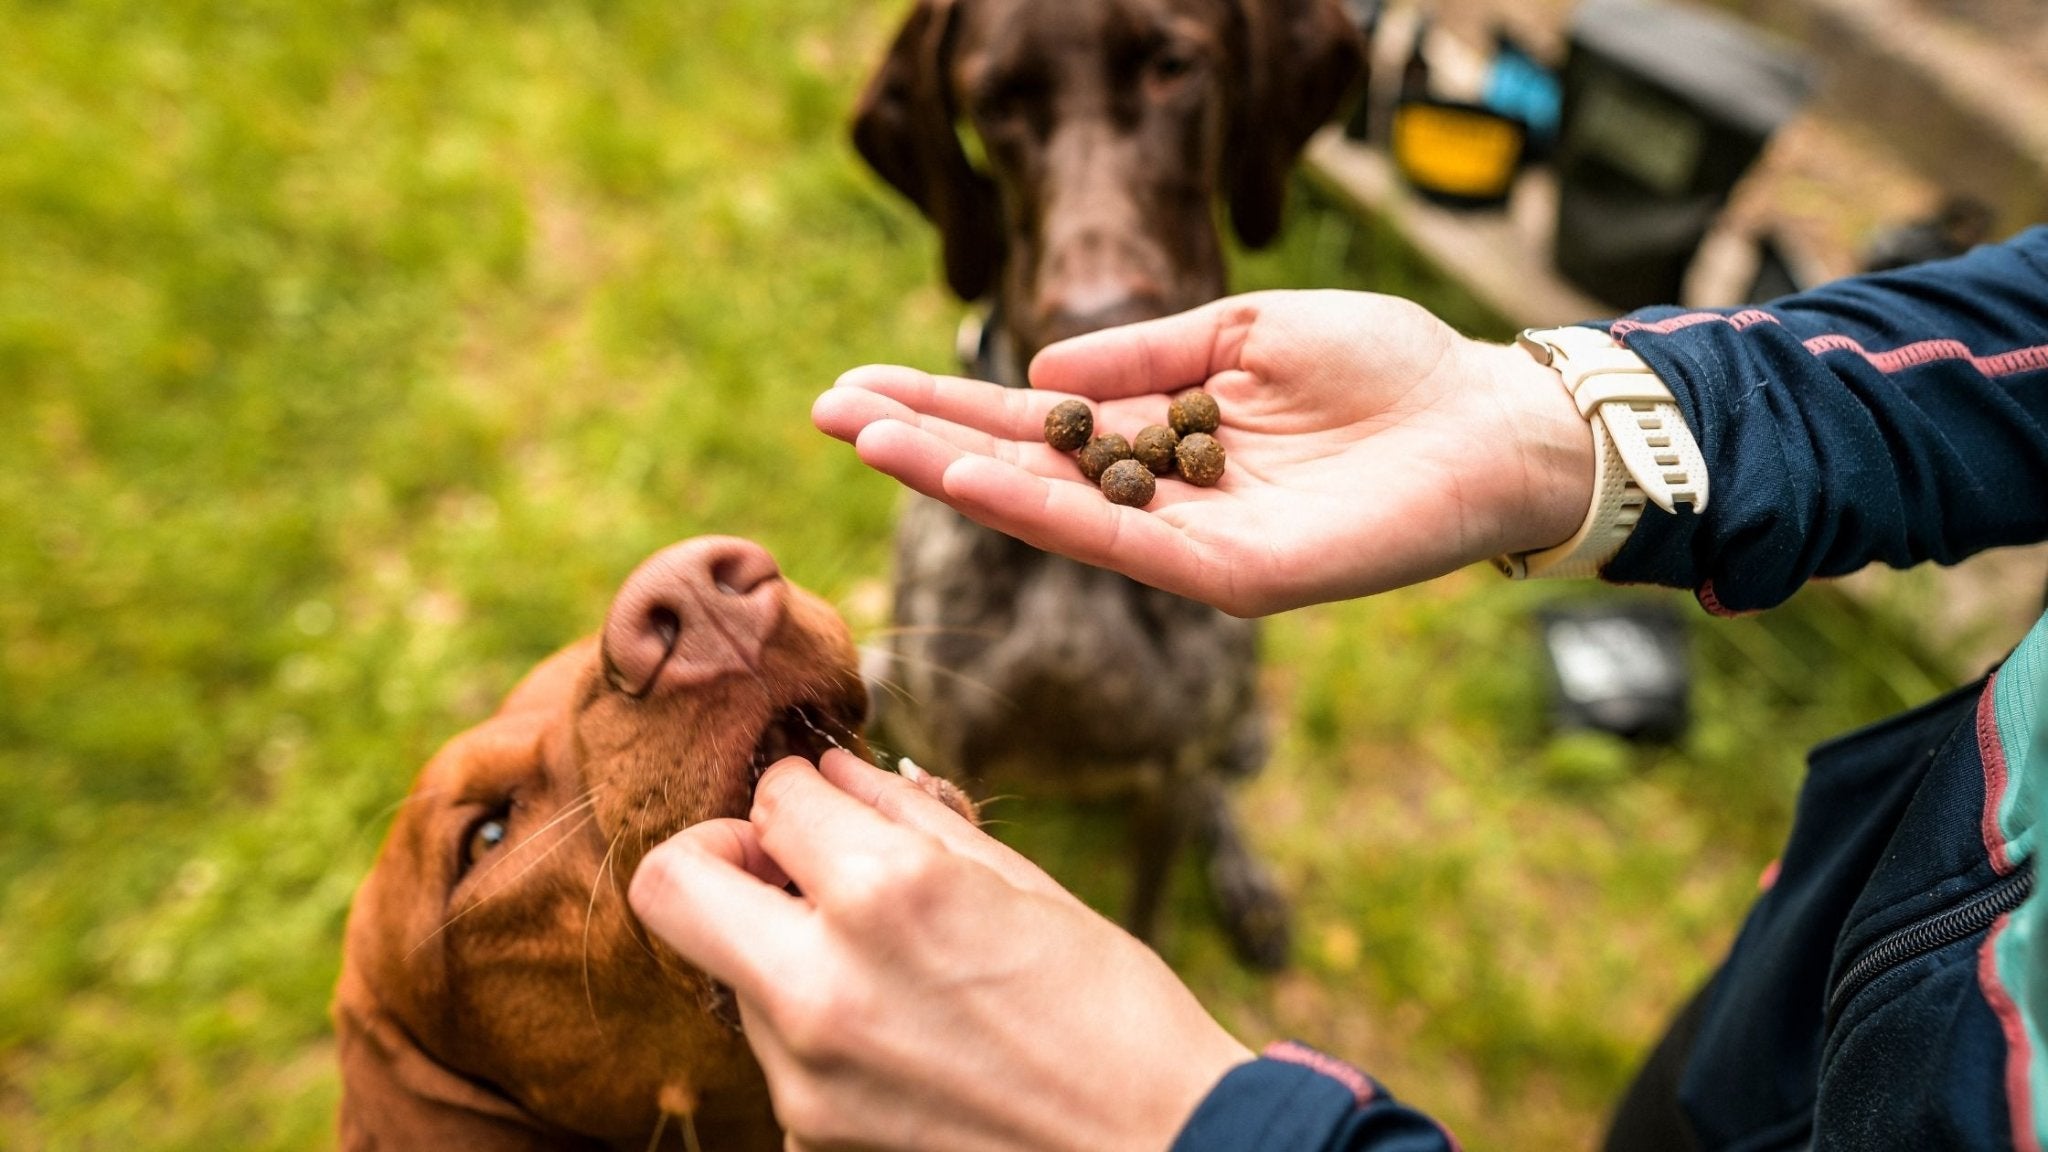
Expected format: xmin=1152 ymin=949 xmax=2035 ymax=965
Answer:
xmin=460 ymin=810 xmax=511 ymax=875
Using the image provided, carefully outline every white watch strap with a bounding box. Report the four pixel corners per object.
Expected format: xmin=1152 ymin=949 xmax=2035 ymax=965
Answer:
xmin=1494 ymin=327 xmax=1709 ymax=580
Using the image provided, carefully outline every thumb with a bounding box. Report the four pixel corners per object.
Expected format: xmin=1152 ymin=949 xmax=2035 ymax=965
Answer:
xmin=1027 ymin=296 xmax=1261 ymax=399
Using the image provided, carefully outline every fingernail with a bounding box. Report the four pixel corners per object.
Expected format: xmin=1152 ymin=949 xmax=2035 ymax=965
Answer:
xmin=897 ymin=756 xmax=928 ymax=782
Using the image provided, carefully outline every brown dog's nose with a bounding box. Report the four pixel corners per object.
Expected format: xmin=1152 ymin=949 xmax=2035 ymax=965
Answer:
xmin=601 ymin=537 xmax=786 ymax=698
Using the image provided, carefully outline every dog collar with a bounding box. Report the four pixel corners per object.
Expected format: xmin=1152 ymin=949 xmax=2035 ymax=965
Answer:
xmin=1494 ymin=325 xmax=1708 ymax=580
xmin=959 ymin=304 xmax=1028 ymax=388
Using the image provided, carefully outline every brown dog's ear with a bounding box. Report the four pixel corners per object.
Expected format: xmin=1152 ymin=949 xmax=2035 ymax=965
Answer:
xmin=852 ymin=0 xmax=1003 ymax=300
xmin=333 ymin=972 xmax=599 ymax=1152
xmin=1227 ymin=0 xmax=1366 ymax=248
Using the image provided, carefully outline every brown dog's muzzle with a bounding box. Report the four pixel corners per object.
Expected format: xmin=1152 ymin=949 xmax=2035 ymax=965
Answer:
xmin=579 ymin=536 xmax=871 ymax=876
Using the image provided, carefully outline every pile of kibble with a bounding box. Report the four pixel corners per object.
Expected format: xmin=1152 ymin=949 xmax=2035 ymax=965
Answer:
xmin=1043 ymin=391 xmax=1227 ymax=508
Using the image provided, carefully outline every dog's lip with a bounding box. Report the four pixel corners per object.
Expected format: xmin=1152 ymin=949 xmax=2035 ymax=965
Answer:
xmin=747 ymin=700 xmax=864 ymax=787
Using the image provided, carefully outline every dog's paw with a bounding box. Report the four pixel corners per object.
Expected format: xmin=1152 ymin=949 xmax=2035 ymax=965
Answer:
xmin=1211 ymin=856 xmax=1292 ymax=972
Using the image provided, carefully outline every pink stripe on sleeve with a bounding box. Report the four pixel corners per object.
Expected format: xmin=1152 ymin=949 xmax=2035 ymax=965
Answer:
xmin=1976 ymin=673 xmax=2018 ymax=875
xmin=1696 ymin=579 xmax=1760 ymax=619
xmin=1609 ymin=309 xmax=1783 ymax=339
xmin=1262 ymin=1041 xmax=1376 ymax=1104
xmin=1979 ymin=917 xmax=2043 ymax=1152
xmin=1804 ymin=334 xmax=2048 ymax=379
xmin=1604 ymin=308 xmax=2048 ymax=380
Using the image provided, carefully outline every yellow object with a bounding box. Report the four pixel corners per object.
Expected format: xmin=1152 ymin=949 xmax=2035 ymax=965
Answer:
xmin=1391 ymin=102 xmax=1524 ymax=202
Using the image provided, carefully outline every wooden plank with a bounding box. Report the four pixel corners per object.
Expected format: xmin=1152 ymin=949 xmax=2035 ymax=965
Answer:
xmin=1303 ymin=128 xmax=1614 ymax=328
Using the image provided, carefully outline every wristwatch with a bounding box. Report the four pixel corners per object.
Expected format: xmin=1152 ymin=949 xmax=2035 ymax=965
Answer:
xmin=1493 ymin=326 xmax=1708 ymax=580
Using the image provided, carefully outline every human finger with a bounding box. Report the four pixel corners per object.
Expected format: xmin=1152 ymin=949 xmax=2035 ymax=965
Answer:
xmin=848 ymin=420 xmax=1231 ymax=606
xmin=749 ymin=758 xmax=941 ymax=905
xmin=629 ymin=819 xmax=811 ymax=991
xmin=814 ymin=749 xmax=1072 ymax=901
xmin=936 ymin=452 xmax=1223 ymax=604
xmin=832 ymin=364 xmax=1073 ymax=442
xmin=1028 ymin=297 xmax=1259 ymax=399
xmin=849 ymin=417 xmax=1096 ymax=507
xmin=812 ymin=388 xmax=1078 ymax=480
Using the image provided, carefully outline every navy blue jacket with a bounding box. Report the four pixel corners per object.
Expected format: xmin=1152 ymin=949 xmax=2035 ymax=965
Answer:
xmin=1173 ymin=228 xmax=2048 ymax=1152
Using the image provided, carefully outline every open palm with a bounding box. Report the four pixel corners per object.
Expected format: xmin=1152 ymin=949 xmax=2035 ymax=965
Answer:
xmin=813 ymin=290 xmax=1591 ymax=616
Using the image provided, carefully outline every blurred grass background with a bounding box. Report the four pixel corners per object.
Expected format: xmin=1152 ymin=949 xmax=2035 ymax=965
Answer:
xmin=0 ymin=0 xmax=1977 ymax=1147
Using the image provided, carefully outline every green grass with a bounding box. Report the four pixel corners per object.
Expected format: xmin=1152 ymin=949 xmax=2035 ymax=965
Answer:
xmin=0 ymin=1 xmax=1975 ymax=1148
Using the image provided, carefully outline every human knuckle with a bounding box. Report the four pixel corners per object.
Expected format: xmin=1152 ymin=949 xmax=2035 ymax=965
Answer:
xmin=1218 ymin=298 xmax=1263 ymax=327
xmin=774 ymin=988 xmax=858 ymax=1061
xmin=838 ymin=844 xmax=944 ymax=915
xmin=769 ymin=1079 xmax=834 ymax=1139
xmin=831 ymin=870 xmax=897 ymax=921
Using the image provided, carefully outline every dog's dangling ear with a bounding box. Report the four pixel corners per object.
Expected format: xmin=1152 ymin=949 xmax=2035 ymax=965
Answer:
xmin=333 ymin=968 xmax=601 ymax=1152
xmin=1226 ymin=0 xmax=1367 ymax=249
xmin=851 ymin=0 xmax=1003 ymax=301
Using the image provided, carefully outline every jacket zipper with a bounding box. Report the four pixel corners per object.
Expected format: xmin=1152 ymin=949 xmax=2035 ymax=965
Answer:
xmin=1825 ymin=864 xmax=2034 ymax=1032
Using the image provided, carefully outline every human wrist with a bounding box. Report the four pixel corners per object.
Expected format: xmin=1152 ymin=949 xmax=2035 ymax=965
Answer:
xmin=1460 ymin=337 xmax=1597 ymax=560
xmin=1115 ymin=1020 xmax=1253 ymax=1152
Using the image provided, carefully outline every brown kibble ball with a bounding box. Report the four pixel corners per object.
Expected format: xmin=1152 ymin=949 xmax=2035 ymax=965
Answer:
xmin=1100 ymin=459 xmax=1156 ymax=507
xmin=1076 ymin=433 xmax=1132 ymax=482
xmin=1132 ymin=424 xmax=1180 ymax=475
xmin=1175 ymin=432 xmax=1226 ymax=486
xmin=1168 ymin=390 xmax=1221 ymax=437
xmin=1043 ymin=399 xmax=1094 ymax=453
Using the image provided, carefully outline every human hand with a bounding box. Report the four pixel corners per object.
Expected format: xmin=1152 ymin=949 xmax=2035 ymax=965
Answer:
xmin=812 ymin=290 xmax=1593 ymax=615
xmin=628 ymin=750 xmax=1252 ymax=1152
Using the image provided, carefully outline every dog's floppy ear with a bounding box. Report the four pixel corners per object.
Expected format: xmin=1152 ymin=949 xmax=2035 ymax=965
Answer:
xmin=1226 ymin=0 xmax=1365 ymax=248
xmin=852 ymin=0 xmax=1003 ymax=300
xmin=333 ymin=969 xmax=599 ymax=1152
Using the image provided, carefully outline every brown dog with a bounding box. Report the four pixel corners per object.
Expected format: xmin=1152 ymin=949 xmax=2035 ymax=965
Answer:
xmin=334 ymin=537 xmax=966 ymax=1150
xmin=852 ymin=0 xmax=1363 ymax=967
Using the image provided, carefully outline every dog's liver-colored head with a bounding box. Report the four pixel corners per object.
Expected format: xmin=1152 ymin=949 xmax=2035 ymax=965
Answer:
xmin=853 ymin=0 xmax=1363 ymax=358
xmin=334 ymin=537 xmax=871 ymax=1151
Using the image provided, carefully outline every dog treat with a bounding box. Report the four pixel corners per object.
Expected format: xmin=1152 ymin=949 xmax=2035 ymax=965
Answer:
xmin=1076 ymin=432 xmax=1133 ymax=482
xmin=1099 ymin=459 xmax=1157 ymax=506
xmin=1132 ymin=424 xmax=1180 ymax=475
xmin=1175 ymin=432 xmax=1226 ymax=486
xmin=1043 ymin=399 xmax=1095 ymax=453
xmin=1168 ymin=390 xmax=1221 ymax=437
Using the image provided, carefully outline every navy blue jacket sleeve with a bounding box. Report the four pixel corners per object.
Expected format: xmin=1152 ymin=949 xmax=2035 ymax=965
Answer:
xmin=1599 ymin=227 xmax=2048 ymax=614
xmin=1171 ymin=1043 xmax=1459 ymax=1152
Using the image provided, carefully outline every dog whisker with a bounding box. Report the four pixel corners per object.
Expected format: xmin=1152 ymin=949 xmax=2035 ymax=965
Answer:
xmin=869 ymin=675 xmax=917 ymax=707
xmin=867 ymin=647 xmax=1017 ymax=705
xmin=857 ymin=624 xmax=1010 ymax=641
xmin=852 ymin=654 xmax=922 ymax=710
xmin=583 ymin=826 xmax=624 ymax=1036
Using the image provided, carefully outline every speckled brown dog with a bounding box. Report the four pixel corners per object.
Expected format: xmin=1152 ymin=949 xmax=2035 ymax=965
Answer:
xmin=853 ymin=0 xmax=1363 ymax=967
